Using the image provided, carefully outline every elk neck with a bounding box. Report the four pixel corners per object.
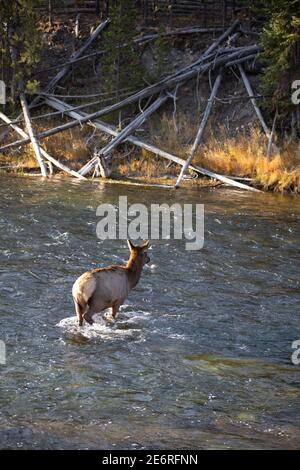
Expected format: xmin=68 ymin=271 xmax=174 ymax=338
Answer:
xmin=126 ymin=252 xmax=144 ymax=289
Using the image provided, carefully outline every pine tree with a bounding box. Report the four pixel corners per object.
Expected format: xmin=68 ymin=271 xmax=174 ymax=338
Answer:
xmin=101 ymin=0 xmax=143 ymax=99
xmin=259 ymin=0 xmax=300 ymax=129
xmin=152 ymin=24 xmax=169 ymax=80
xmin=0 ymin=0 xmax=41 ymax=106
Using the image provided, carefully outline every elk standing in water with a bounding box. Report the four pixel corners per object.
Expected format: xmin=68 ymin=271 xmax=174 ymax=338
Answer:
xmin=72 ymin=240 xmax=150 ymax=326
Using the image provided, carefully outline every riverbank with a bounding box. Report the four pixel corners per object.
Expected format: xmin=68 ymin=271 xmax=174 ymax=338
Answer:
xmin=1 ymin=120 xmax=299 ymax=193
xmin=0 ymin=168 xmax=220 ymax=190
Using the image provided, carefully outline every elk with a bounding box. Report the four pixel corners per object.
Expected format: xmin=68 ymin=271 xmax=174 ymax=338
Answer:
xmin=72 ymin=240 xmax=150 ymax=326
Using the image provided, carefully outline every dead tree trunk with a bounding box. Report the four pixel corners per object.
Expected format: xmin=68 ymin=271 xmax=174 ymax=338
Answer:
xmin=225 ymin=53 xmax=258 ymax=68
xmin=75 ymin=13 xmax=81 ymax=38
xmin=0 ymin=19 xmax=109 ymax=144
xmin=267 ymin=109 xmax=278 ymax=158
xmin=0 ymin=110 xmax=85 ymax=180
xmin=173 ymin=19 xmax=240 ymax=77
xmin=48 ymin=0 xmax=53 ymax=28
xmin=20 ymin=93 xmax=48 ymax=177
xmin=238 ymin=65 xmax=279 ymax=154
xmin=175 ymin=73 xmax=223 ymax=189
xmin=33 ymin=26 xmax=229 ymax=73
xmin=43 ymin=19 xmax=109 ymax=95
xmin=79 ymin=93 xmax=169 ymax=176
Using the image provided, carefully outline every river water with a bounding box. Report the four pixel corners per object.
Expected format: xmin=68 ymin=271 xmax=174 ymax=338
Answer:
xmin=0 ymin=176 xmax=299 ymax=449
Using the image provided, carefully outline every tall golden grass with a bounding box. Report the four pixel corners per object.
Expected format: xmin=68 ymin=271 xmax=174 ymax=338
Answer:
xmin=40 ymin=120 xmax=92 ymax=169
xmin=197 ymin=129 xmax=300 ymax=193
xmin=115 ymin=148 xmax=179 ymax=178
xmin=148 ymin=114 xmax=300 ymax=193
xmin=2 ymin=118 xmax=93 ymax=171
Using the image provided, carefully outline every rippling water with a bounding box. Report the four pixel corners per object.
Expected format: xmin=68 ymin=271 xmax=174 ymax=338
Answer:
xmin=0 ymin=176 xmax=300 ymax=449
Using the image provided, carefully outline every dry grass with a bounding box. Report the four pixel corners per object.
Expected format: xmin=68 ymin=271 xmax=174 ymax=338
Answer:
xmin=2 ymin=112 xmax=300 ymax=193
xmin=113 ymin=147 xmax=179 ymax=178
xmin=1 ymin=118 xmax=95 ymax=172
xmin=197 ymin=128 xmax=300 ymax=193
xmin=38 ymin=119 xmax=93 ymax=169
xmin=147 ymin=113 xmax=300 ymax=193
xmin=150 ymin=112 xmax=197 ymax=156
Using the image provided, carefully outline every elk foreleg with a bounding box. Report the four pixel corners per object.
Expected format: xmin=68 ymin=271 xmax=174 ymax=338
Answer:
xmin=112 ymin=302 xmax=121 ymax=320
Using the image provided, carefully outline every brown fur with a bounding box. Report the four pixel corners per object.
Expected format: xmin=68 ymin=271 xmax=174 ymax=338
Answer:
xmin=72 ymin=240 xmax=150 ymax=326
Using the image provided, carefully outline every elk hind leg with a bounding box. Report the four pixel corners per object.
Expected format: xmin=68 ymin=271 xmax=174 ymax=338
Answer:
xmin=74 ymin=298 xmax=86 ymax=327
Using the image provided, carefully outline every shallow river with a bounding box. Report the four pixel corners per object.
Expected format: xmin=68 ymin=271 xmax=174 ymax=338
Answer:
xmin=0 ymin=176 xmax=299 ymax=449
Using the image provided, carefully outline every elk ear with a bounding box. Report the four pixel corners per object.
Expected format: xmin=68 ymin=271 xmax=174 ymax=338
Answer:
xmin=127 ymin=239 xmax=135 ymax=251
xmin=141 ymin=240 xmax=150 ymax=251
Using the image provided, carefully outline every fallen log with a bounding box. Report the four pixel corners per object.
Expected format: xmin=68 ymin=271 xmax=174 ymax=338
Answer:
xmin=45 ymin=19 xmax=109 ymax=95
xmin=0 ymin=46 xmax=260 ymax=153
xmin=78 ymin=93 xmax=170 ymax=176
xmin=0 ymin=111 xmax=85 ymax=180
xmin=239 ymin=28 xmax=260 ymax=38
xmin=170 ymin=20 xmax=240 ymax=79
xmin=34 ymin=26 xmax=226 ymax=74
xmin=45 ymin=97 xmax=260 ymax=192
xmin=35 ymin=45 xmax=242 ymax=77
xmin=175 ymin=73 xmax=223 ymax=189
xmin=20 ymin=93 xmax=48 ymax=177
xmin=238 ymin=65 xmax=279 ymax=154
xmin=137 ymin=26 xmax=226 ymax=44
xmin=225 ymin=54 xmax=258 ymax=68
xmin=195 ymin=20 xmax=240 ymax=59
xmin=174 ymin=31 xmax=242 ymax=188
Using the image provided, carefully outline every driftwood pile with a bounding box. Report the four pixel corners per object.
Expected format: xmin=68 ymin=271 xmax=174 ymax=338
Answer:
xmin=0 ymin=18 xmax=274 ymax=192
